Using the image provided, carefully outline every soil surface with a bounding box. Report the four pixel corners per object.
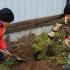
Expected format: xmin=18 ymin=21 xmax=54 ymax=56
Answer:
xmin=9 ymin=46 xmax=66 ymax=70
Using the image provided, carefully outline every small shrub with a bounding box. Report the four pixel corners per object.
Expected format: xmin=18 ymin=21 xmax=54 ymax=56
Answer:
xmin=56 ymin=32 xmax=62 ymax=39
xmin=55 ymin=32 xmax=64 ymax=45
xmin=32 ymin=44 xmax=41 ymax=52
xmin=47 ymin=40 xmax=59 ymax=56
xmin=32 ymin=31 xmax=48 ymax=60
xmin=32 ymin=31 xmax=59 ymax=60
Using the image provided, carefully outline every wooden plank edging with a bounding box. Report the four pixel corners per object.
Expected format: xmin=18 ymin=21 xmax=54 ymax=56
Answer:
xmin=5 ymin=14 xmax=61 ymax=34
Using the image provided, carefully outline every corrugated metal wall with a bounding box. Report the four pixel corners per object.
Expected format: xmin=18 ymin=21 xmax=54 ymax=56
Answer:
xmin=0 ymin=0 xmax=66 ymax=22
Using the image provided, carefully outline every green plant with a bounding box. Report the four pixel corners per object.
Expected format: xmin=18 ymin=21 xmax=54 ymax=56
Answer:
xmin=56 ymin=32 xmax=62 ymax=39
xmin=32 ymin=31 xmax=59 ymax=60
xmin=32 ymin=44 xmax=41 ymax=52
xmin=37 ymin=47 xmax=47 ymax=60
xmin=32 ymin=31 xmax=48 ymax=60
xmin=57 ymin=57 xmax=68 ymax=64
xmin=0 ymin=64 xmax=10 ymax=70
xmin=54 ymin=32 xmax=65 ymax=45
xmin=0 ymin=58 xmax=15 ymax=70
xmin=47 ymin=40 xmax=59 ymax=56
xmin=36 ymin=31 xmax=48 ymax=46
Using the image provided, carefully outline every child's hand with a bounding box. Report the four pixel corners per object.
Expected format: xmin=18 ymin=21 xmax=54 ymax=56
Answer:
xmin=4 ymin=50 xmax=10 ymax=55
xmin=47 ymin=38 xmax=51 ymax=42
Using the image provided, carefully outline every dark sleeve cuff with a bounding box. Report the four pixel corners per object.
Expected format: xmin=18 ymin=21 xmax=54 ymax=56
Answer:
xmin=3 ymin=48 xmax=8 ymax=51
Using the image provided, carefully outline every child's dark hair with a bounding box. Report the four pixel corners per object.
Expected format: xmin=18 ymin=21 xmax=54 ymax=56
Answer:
xmin=0 ymin=8 xmax=14 ymax=22
xmin=64 ymin=4 xmax=70 ymax=15
xmin=60 ymin=4 xmax=70 ymax=19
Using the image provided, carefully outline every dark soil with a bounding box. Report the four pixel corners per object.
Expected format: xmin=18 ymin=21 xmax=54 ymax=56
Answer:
xmin=9 ymin=47 xmax=66 ymax=70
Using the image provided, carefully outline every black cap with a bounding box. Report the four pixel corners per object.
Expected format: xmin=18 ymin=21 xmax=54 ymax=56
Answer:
xmin=64 ymin=4 xmax=70 ymax=15
xmin=0 ymin=8 xmax=14 ymax=22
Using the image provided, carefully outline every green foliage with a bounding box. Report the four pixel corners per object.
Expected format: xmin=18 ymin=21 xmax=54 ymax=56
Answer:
xmin=56 ymin=32 xmax=62 ymax=39
xmin=57 ymin=57 xmax=68 ymax=64
xmin=36 ymin=31 xmax=48 ymax=46
xmin=32 ymin=31 xmax=59 ymax=60
xmin=32 ymin=31 xmax=69 ymax=64
xmin=32 ymin=43 xmax=41 ymax=52
xmin=32 ymin=31 xmax=48 ymax=60
xmin=0 ymin=58 xmax=15 ymax=70
xmin=46 ymin=55 xmax=68 ymax=64
xmin=37 ymin=47 xmax=47 ymax=60
xmin=47 ymin=40 xmax=59 ymax=56
xmin=55 ymin=32 xmax=64 ymax=46
xmin=46 ymin=56 xmax=57 ymax=61
xmin=41 ymin=31 xmax=48 ymax=42
xmin=0 ymin=64 xmax=10 ymax=70
xmin=36 ymin=37 xmax=45 ymax=46
xmin=47 ymin=40 xmax=55 ymax=46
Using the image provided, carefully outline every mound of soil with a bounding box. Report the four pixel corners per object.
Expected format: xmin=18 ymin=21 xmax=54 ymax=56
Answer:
xmin=10 ymin=47 xmax=66 ymax=70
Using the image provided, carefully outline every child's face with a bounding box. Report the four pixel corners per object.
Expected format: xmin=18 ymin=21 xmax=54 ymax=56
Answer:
xmin=66 ymin=15 xmax=70 ymax=21
xmin=0 ymin=20 xmax=10 ymax=27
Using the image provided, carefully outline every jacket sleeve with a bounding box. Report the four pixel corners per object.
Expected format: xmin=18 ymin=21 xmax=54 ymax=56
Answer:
xmin=0 ymin=36 xmax=8 ymax=50
xmin=48 ymin=17 xmax=65 ymax=38
xmin=0 ymin=27 xmax=8 ymax=50
xmin=0 ymin=27 xmax=3 ymax=38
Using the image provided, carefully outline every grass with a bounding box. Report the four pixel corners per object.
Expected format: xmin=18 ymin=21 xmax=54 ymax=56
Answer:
xmin=0 ymin=63 xmax=10 ymax=70
xmin=46 ymin=52 xmax=69 ymax=64
xmin=0 ymin=58 xmax=15 ymax=70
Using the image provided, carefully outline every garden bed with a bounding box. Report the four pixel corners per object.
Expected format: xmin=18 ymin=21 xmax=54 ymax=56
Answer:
xmin=9 ymin=46 xmax=65 ymax=70
xmin=5 ymin=33 xmax=68 ymax=70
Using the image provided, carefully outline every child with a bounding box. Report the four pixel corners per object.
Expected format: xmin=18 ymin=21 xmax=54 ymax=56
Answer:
xmin=47 ymin=4 xmax=70 ymax=46
xmin=0 ymin=8 xmax=14 ymax=62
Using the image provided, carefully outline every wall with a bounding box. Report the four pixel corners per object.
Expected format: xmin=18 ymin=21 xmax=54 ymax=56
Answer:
xmin=0 ymin=0 xmax=66 ymax=22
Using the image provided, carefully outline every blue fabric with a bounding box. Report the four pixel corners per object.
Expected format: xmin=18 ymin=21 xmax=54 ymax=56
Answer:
xmin=68 ymin=55 xmax=70 ymax=64
xmin=63 ymin=64 xmax=70 ymax=69
xmin=0 ymin=42 xmax=8 ymax=62
xmin=0 ymin=52 xmax=5 ymax=61
xmin=4 ymin=48 xmax=8 ymax=51
xmin=5 ymin=58 xmax=10 ymax=62
xmin=0 ymin=52 xmax=10 ymax=62
xmin=0 ymin=23 xmax=3 ymax=27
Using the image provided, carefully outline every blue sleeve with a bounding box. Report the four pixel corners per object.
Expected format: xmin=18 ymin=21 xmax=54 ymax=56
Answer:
xmin=0 ymin=23 xmax=3 ymax=27
xmin=3 ymin=43 xmax=8 ymax=51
